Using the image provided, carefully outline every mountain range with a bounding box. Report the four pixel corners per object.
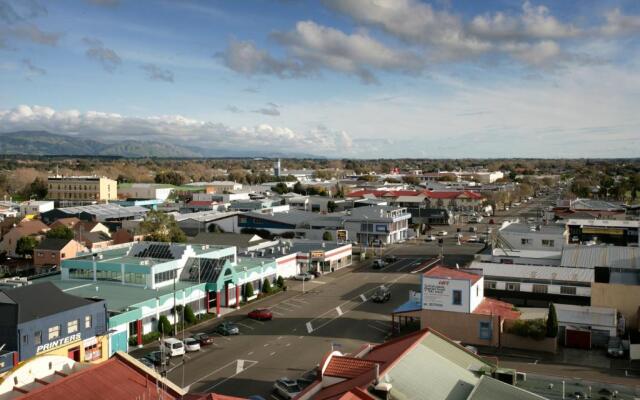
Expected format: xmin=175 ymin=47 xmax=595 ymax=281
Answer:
xmin=0 ymin=131 xmax=318 ymax=158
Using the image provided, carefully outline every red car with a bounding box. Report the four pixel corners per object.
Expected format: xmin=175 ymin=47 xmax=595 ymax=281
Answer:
xmin=248 ymin=308 xmax=273 ymax=321
xmin=191 ymin=332 xmax=214 ymax=346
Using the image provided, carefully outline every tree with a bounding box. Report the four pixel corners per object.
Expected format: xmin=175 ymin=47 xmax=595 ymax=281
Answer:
xmin=139 ymin=210 xmax=187 ymax=243
xmin=154 ymin=171 xmax=185 ymax=186
xmin=262 ymin=278 xmax=272 ymax=294
xmin=244 ymin=282 xmax=255 ymax=299
xmin=46 ymin=225 xmax=74 ymax=240
xmin=184 ymin=305 xmax=196 ymax=325
xmin=402 ymin=176 xmax=421 ymax=185
xmin=276 ymin=276 xmax=285 ymax=288
xmin=327 ymin=201 xmax=337 ymax=213
xmin=16 ymin=236 xmax=38 ymax=258
xmin=546 ymin=303 xmax=558 ymax=338
xmin=322 ymin=231 xmax=333 ymax=241
xmin=271 ymin=182 xmax=289 ymax=195
xmin=22 ymin=177 xmax=48 ymax=200
xmin=157 ymin=315 xmax=172 ymax=335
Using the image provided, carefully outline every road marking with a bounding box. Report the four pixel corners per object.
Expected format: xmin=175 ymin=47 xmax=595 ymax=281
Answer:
xmin=201 ymin=360 xmax=259 ymax=392
xmin=306 ymin=322 xmax=313 ymax=333
xmin=360 ymin=294 xmax=367 ymax=302
xmin=368 ymin=324 xmax=388 ymax=333
xmin=247 ymin=351 xmax=253 ymax=356
xmin=336 ymin=306 xmax=343 ymax=316
xmin=298 ymin=336 xmax=304 ymax=339
xmin=410 ymin=257 xmax=441 ymax=274
xmin=270 ymin=351 xmax=276 ymax=356
xmin=283 ymin=301 xmax=302 ymax=308
xmin=285 ymin=343 xmax=291 ymax=347
xmin=236 ymin=322 xmax=254 ymax=330
xmin=249 ymin=319 xmax=264 ymax=325
xmin=271 ymin=310 xmax=284 ymax=316
xmin=278 ymin=336 xmax=283 ymax=340
xmin=273 ymin=304 xmax=295 ymax=312
xmin=212 ymin=333 xmax=231 ymax=341
xmin=236 ymin=359 xmax=245 ymax=374
xmin=308 ymin=280 xmax=325 ymax=285
xmin=289 ymin=298 xmax=309 ymax=305
xmin=264 ymin=343 xmax=269 ymax=347
xmin=62 ymin=283 xmax=94 ymax=292
xmin=189 ymin=359 xmax=257 ymax=388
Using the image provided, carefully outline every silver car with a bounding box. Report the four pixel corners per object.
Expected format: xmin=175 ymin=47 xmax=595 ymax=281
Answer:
xmin=273 ymin=378 xmax=301 ymax=399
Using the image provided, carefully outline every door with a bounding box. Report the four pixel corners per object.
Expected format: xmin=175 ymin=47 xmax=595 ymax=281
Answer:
xmin=68 ymin=346 xmax=81 ymax=361
xmin=565 ymin=329 xmax=591 ymax=349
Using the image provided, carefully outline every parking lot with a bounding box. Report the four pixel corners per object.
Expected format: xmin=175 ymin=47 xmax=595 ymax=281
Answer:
xmin=131 ymin=254 xmax=442 ymax=398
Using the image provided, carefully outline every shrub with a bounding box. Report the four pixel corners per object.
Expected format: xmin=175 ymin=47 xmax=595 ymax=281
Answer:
xmin=184 ymin=305 xmax=196 ymax=325
xmin=546 ymin=303 xmax=558 ymax=338
xmin=129 ymin=331 xmax=161 ymax=346
xmin=244 ymin=282 xmax=255 ymax=299
xmin=276 ymin=276 xmax=285 ymax=288
xmin=157 ymin=315 xmax=172 ymax=335
xmin=508 ymin=319 xmax=547 ymax=340
xmin=262 ymin=278 xmax=272 ymax=294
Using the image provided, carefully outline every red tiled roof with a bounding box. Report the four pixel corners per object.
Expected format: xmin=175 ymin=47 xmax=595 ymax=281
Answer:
xmin=473 ymin=298 xmax=521 ymax=320
xmin=20 ymin=355 xmax=182 ymax=400
xmin=424 ymin=190 xmax=483 ymax=200
xmin=424 ymin=266 xmax=482 ymax=284
xmin=324 ymin=356 xmax=378 ymax=379
xmin=185 ymin=394 xmax=247 ymax=400
xmin=337 ymin=388 xmax=375 ymax=400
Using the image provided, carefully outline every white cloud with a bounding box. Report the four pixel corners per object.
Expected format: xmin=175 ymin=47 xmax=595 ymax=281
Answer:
xmin=140 ymin=63 xmax=174 ymax=82
xmin=82 ymin=37 xmax=121 ymax=73
xmin=217 ymin=39 xmax=307 ymax=78
xmin=0 ymin=105 xmax=353 ymax=155
xmin=601 ymin=8 xmax=640 ymax=36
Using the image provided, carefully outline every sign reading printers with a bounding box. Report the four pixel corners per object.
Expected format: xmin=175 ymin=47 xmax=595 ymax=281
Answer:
xmin=422 ymin=279 xmax=451 ymax=308
xmin=36 ymin=333 xmax=82 ymax=354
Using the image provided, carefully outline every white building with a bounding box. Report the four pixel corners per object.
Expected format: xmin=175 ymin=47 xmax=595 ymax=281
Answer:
xmin=496 ymin=221 xmax=567 ymax=254
xmin=117 ymin=184 xmax=173 ymax=201
xmin=422 ymin=266 xmax=484 ymax=313
xmin=19 ymin=200 xmax=54 ymax=217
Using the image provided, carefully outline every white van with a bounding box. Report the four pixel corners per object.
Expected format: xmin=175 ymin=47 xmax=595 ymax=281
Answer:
xmin=162 ymin=338 xmax=185 ymax=357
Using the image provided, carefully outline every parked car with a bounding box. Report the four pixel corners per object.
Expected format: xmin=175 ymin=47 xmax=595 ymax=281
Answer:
xmin=248 ymin=308 xmax=273 ymax=321
xmin=466 ymin=235 xmax=481 ymax=243
xmin=294 ymin=273 xmax=314 ymax=281
xmin=469 ymin=217 xmax=478 ymax=223
xmin=144 ymin=351 xmax=169 ymax=367
xmin=191 ymin=332 xmax=214 ymax=346
xmin=384 ymin=255 xmax=398 ymax=263
xmin=137 ymin=357 xmax=156 ymax=369
xmin=436 ymin=230 xmax=448 ymax=236
xmin=607 ymin=336 xmax=624 ymax=358
xmin=162 ymin=338 xmax=185 ymax=357
xmin=424 ymin=235 xmax=436 ymax=242
xmin=469 ymin=227 xmax=477 ymax=232
xmin=372 ymin=259 xmax=386 ymax=269
xmin=216 ymin=321 xmax=240 ymax=336
xmin=488 ymin=219 xmax=495 ymax=224
xmin=371 ymin=285 xmax=391 ymax=303
xmin=183 ymin=337 xmax=201 ymax=352
xmin=273 ymin=378 xmax=302 ymax=399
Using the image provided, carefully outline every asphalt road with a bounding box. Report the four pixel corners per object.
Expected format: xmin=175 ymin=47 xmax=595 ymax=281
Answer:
xmin=132 ymin=255 xmax=442 ymax=398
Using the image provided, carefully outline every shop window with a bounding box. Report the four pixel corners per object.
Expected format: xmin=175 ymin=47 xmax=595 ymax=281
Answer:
xmin=479 ymin=321 xmax=492 ymax=340
xmin=452 ymin=290 xmax=462 ymax=306
xmin=560 ymin=286 xmax=576 ymax=295
xmin=532 ymin=284 xmax=548 ymax=293
xmin=68 ymin=319 xmax=79 ymax=334
xmin=520 ymin=238 xmax=532 ymax=245
xmin=506 ymin=282 xmax=520 ymax=291
xmin=48 ymin=325 xmax=60 ymax=340
xmin=35 ymin=331 xmax=42 ymax=345
xmin=542 ymin=239 xmax=555 ymax=247
xmin=485 ymin=280 xmax=497 ymax=289
xmin=84 ymin=342 xmax=103 ymax=362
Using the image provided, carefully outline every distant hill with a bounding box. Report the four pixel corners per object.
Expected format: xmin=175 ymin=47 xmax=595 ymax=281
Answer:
xmin=0 ymin=131 xmax=323 ymax=158
xmin=0 ymin=131 xmax=200 ymax=158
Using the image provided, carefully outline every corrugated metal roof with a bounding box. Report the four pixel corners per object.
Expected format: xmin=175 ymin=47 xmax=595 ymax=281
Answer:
xmin=470 ymin=261 xmax=593 ymax=282
xmin=467 ymin=375 xmax=547 ymax=400
xmin=555 ymin=304 xmax=617 ymax=328
xmin=560 ymin=245 xmax=640 ymax=269
xmin=565 ymin=219 xmax=640 ymax=228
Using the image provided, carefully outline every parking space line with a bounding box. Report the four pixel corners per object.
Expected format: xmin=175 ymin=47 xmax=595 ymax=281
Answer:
xmin=270 ymin=351 xmax=276 ymax=356
xmin=212 ymin=332 xmax=231 ymax=341
xmin=367 ymin=324 xmax=388 ymax=333
xmin=236 ymin=322 xmax=255 ymax=330
xmin=306 ymin=322 xmax=313 ymax=333
xmin=249 ymin=319 xmax=264 ymax=325
xmin=308 ymin=280 xmax=325 ymax=285
xmin=283 ymin=301 xmax=302 ymax=308
xmin=289 ymin=298 xmax=309 ymax=305
xmin=202 ymin=360 xmax=259 ymax=392
xmin=359 ymin=294 xmax=367 ymax=302
xmin=335 ymin=306 xmax=343 ymax=316
xmin=273 ymin=304 xmax=296 ymax=312
xmin=271 ymin=310 xmax=284 ymax=316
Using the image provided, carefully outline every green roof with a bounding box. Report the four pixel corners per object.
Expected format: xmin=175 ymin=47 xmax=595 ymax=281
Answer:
xmin=33 ymin=274 xmax=201 ymax=314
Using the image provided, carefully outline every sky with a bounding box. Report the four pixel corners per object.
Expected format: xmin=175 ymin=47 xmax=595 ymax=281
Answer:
xmin=1 ymin=0 xmax=640 ymax=158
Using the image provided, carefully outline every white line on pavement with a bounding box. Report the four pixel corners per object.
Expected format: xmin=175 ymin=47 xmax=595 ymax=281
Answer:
xmin=202 ymin=360 xmax=259 ymax=392
xmin=270 ymin=351 xmax=276 ymax=356
xmin=236 ymin=322 xmax=255 ymax=330
xmin=360 ymin=294 xmax=367 ymax=302
xmin=236 ymin=359 xmax=245 ymax=374
xmin=264 ymin=343 xmax=269 ymax=347
xmin=271 ymin=310 xmax=284 ymax=316
xmin=308 ymin=280 xmax=326 ymax=285
xmin=306 ymin=322 xmax=313 ymax=333
xmin=285 ymin=343 xmax=291 ymax=347
xmin=368 ymin=324 xmax=388 ymax=334
xmin=247 ymin=351 xmax=253 ymax=356
xmin=249 ymin=319 xmax=264 ymax=325
xmin=336 ymin=306 xmax=343 ymax=316
xmin=283 ymin=301 xmax=302 ymax=308
xmin=213 ymin=333 xmax=231 ymax=341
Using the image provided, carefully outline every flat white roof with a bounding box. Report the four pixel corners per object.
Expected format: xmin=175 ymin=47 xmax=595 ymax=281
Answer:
xmin=566 ymin=219 xmax=640 ymax=228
